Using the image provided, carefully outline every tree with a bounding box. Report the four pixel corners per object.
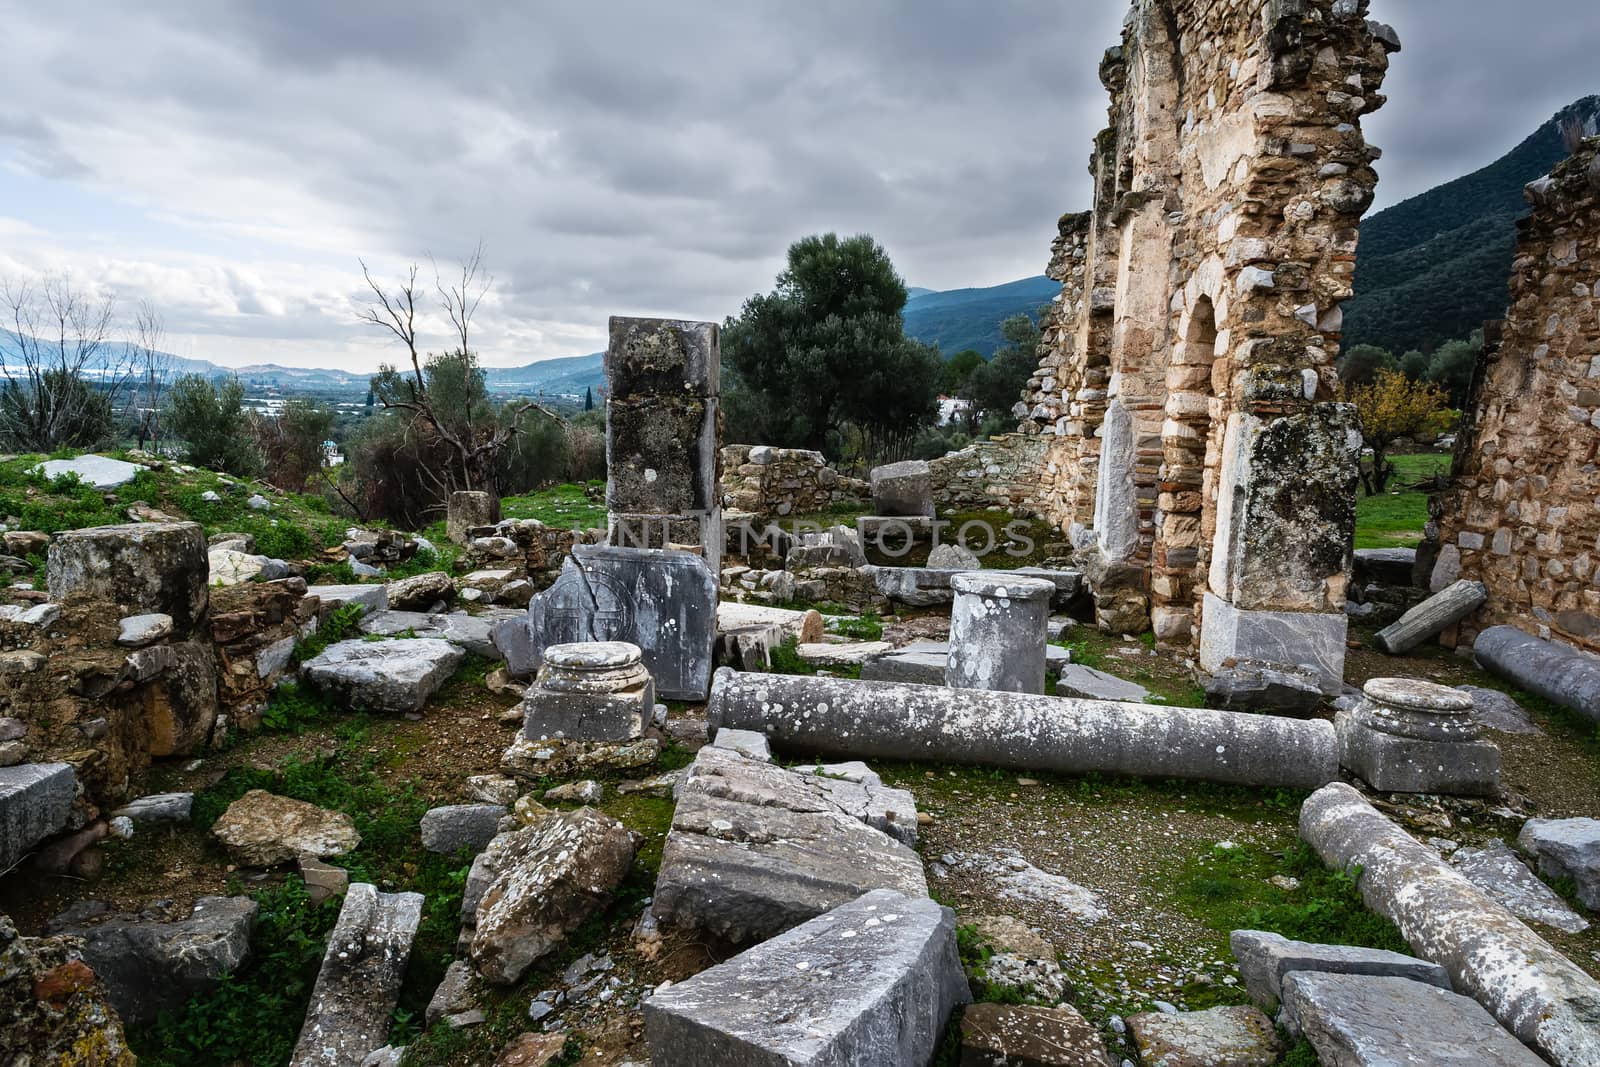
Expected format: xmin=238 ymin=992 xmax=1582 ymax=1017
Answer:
xmin=942 ymin=349 xmax=985 ymax=395
xmin=0 ymin=274 xmax=129 ymax=452
xmin=1347 ymin=369 xmax=1448 ymax=495
xmin=722 ymin=233 xmax=939 ymax=459
xmin=359 ymin=247 xmax=558 ymax=495
xmin=1398 ymin=349 xmax=1429 ymax=380
xmin=129 ymin=302 xmax=171 ymax=453
xmin=583 ymin=385 xmax=594 ymax=412
xmin=165 ymin=374 xmax=261 ymax=475
xmin=1337 ymin=343 xmax=1396 ymax=388
xmin=1424 ymin=331 xmax=1483 ymax=407
xmin=965 ymin=313 xmax=1041 ymax=423
xmin=250 ymin=397 xmax=334 ymax=492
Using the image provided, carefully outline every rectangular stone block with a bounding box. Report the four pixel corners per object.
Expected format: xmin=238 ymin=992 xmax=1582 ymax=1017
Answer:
xmin=606 ymin=395 xmax=719 ymax=517
xmin=1199 ymin=593 xmax=1346 ymax=695
xmin=47 ymin=522 xmax=209 ymax=634
xmin=605 ymin=316 xmax=719 ymax=399
xmin=0 ymin=762 xmax=75 ymax=871
xmin=1230 ymin=929 xmax=1450 ymax=1009
xmin=645 ymin=890 xmax=969 ymax=1067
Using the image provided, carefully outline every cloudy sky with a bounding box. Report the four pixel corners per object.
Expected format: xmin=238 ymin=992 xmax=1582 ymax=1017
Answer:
xmin=1 ymin=2 xmax=1595 ymax=371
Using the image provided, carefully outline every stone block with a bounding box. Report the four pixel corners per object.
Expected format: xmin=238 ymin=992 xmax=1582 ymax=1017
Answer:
xmin=1204 ymin=661 xmax=1324 ymax=714
xmin=447 ymin=492 xmax=499 ymax=546
xmin=511 ymin=545 xmax=717 ymax=700
xmin=959 ymin=1003 xmax=1112 ymax=1065
xmin=520 ymin=641 xmax=653 ymax=742
xmin=1352 ymin=547 xmax=1417 ymax=588
xmin=1229 ymin=929 xmax=1449 ymax=1009
xmin=1057 ymin=663 xmax=1151 ymax=703
xmin=605 ymin=316 xmax=719 ymax=398
xmin=386 ymin=571 xmax=455 ymax=611
xmin=1198 ymin=593 xmax=1346 ymax=695
xmin=1373 ymin=579 xmax=1488 ymax=654
xmin=211 ymin=789 xmax=360 ymax=867
xmin=870 ymin=460 xmax=935 ymax=517
xmin=947 ymin=572 xmax=1055 ymax=695
xmin=420 ymin=804 xmax=507 ymax=856
xmin=33 ymin=454 xmax=143 ymax=489
xmin=358 ymin=610 xmax=499 ymax=659
xmin=1281 ymin=972 xmax=1543 ymax=1066
xmin=47 ymin=522 xmax=208 ymax=634
xmin=1451 ymin=841 xmax=1589 ymax=933
xmin=606 ymin=395 xmax=718 ymax=517
xmin=1126 ymin=1005 xmax=1281 ymax=1067
xmin=307 ymin=583 xmax=389 ymax=616
xmin=652 ymin=746 xmax=928 ymax=943
xmin=710 ymin=728 xmax=772 ymax=762
xmin=289 ymin=884 xmax=423 ymax=1067
xmin=0 ymin=762 xmax=75 ymax=871
xmin=301 ymin=638 xmax=465 ymax=715
xmin=1517 ymin=818 xmax=1600 ymax=910
xmin=1336 ymin=678 xmax=1500 ymax=796
xmin=111 ymin=792 xmax=193 ymax=824
xmin=645 ymin=890 xmax=969 ymax=1067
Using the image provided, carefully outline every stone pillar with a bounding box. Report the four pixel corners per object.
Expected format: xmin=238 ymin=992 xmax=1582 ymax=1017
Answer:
xmin=47 ymin=522 xmax=209 ymax=634
xmin=945 ymin=573 xmax=1054 ymax=694
xmin=604 ymin=317 xmax=722 ymax=571
xmin=1335 ymin=678 xmax=1500 ymax=796
xmin=520 ymin=641 xmax=653 ymax=742
xmin=707 ymin=668 xmax=1338 ymax=790
xmin=447 ymin=491 xmax=499 ymax=546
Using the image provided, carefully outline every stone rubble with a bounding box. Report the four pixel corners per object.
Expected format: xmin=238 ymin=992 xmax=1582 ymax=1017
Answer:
xmin=1516 ymin=818 xmax=1600 ymax=911
xmin=300 ymin=637 xmax=465 ymax=715
xmin=211 ymin=789 xmax=361 ymax=867
xmin=1126 ymin=1005 xmax=1282 ymax=1067
xmin=1450 ymin=841 xmax=1590 ymax=934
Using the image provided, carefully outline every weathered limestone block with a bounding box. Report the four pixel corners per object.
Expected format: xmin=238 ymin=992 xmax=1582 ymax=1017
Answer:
xmin=470 ymin=807 xmax=635 ymax=984
xmin=1517 ymin=818 xmax=1600 ymax=911
xmin=300 ymin=638 xmax=465 ymax=715
xmin=1229 ymin=929 xmax=1449 ymax=1010
xmin=708 ymin=669 xmax=1338 ymax=790
xmin=306 ymin=583 xmax=388 ymax=616
xmin=1126 ymin=1006 xmax=1282 ymax=1067
xmin=1300 ymin=782 xmax=1600 ymax=1067
xmin=47 ymin=522 xmax=209 ymax=634
xmin=1199 ymin=593 xmax=1347 ymax=695
xmin=1335 ymin=678 xmax=1500 ymax=796
xmin=715 ymin=603 xmax=824 ymax=671
xmin=870 ymin=459 xmax=935 ymax=517
xmin=1451 ymin=841 xmax=1590 ymax=934
xmin=0 ymin=914 xmax=136 ymax=1066
xmin=447 ymin=491 xmax=500 ymax=546
xmin=386 ymin=571 xmax=454 ymax=611
xmin=1352 ymin=547 xmax=1419 ymax=589
xmin=211 ymin=789 xmax=360 ymax=867
xmin=0 ymin=762 xmax=75 ymax=871
xmin=142 ymin=640 xmax=220 ymax=757
xmin=645 ymin=890 xmax=969 ymax=1067
xmin=1281 ymin=972 xmax=1543 ymax=1067
xmin=652 ymin=746 xmax=927 ymax=943
xmin=357 ymin=610 xmax=500 ymax=659
xmin=1057 ymin=663 xmax=1151 ymax=703
xmin=500 ymin=545 xmax=716 ymax=701
xmin=946 ymin=572 xmax=1054 ymax=695
xmin=958 ymin=1002 xmax=1112 ymax=1066
xmin=59 ymin=896 xmax=258 ymax=1026
xmin=1204 ymin=661 xmax=1324 ymax=715
xmin=289 ymin=884 xmax=423 ymax=1067
xmin=420 ymin=804 xmax=506 ymax=856
xmin=1475 ymin=626 xmax=1600 ymax=724
xmin=519 ymin=641 xmax=652 ymax=742
xmin=34 ymin=454 xmax=143 ymax=490
xmin=1373 ymin=579 xmax=1489 ymax=654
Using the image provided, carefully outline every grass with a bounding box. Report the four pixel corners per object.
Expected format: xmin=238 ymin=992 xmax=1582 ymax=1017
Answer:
xmin=500 ymin=480 xmax=607 ymax=530
xmin=1354 ymin=452 xmax=1450 ymax=550
xmin=1057 ymin=628 xmax=1207 ymax=707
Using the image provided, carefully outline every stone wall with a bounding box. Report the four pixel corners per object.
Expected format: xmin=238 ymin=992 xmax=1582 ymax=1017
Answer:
xmin=463 ymin=519 xmax=605 ymax=592
xmin=721 ymin=445 xmax=868 ymax=522
xmin=1431 ymin=139 xmax=1600 ymax=650
xmin=927 ymin=436 xmax=1053 ymax=517
xmin=1014 ymin=0 xmax=1397 ymax=687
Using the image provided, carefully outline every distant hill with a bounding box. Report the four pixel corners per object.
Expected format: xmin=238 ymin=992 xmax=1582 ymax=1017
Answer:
xmin=902 ymin=275 xmax=1061 ymax=357
xmin=1346 ymin=96 xmax=1600 ymax=354
xmin=484 ymin=353 xmax=604 ymax=397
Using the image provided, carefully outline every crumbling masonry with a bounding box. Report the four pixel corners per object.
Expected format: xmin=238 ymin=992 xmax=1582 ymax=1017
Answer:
xmin=1017 ymin=0 xmax=1399 ymax=688
xmin=1429 ymin=138 xmax=1600 ymax=650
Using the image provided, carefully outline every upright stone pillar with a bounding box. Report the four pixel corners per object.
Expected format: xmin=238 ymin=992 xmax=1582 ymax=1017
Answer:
xmin=604 ymin=317 xmax=722 ymax=572
xmin=447 ymin=491 xmax=499 ymax=546
xmin=945 ymin=572 xmax=1055 ymax=694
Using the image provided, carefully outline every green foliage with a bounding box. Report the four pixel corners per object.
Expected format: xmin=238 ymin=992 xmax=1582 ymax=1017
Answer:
xmin=0 ymin=368 xmax=115 ymax=452
xmin=1279 ymin=1040 xmax=1321 ymax=1067
xmin=1336 ymin=344 xmax=1396 ymax=387
xmin=1347 ymin=97 xmax=1599 ymax=353
xmin=964 ymin=311 xmax=1042 ymax=418
xmin=261 ymin=682 xmax=334 ymax=733
xmin=128 ymin=880 xmax=341 ymax=1066
xmin=1424 ymin=332 xmax=1483 ymax=407
xmin=767 ymin=635 xmax=862 ymax=679
xmin=251 ymin=396 xmax=335 ymax=493
xmin=501 ymin=480 xmax=607 ymax=530
xmin=942 ymin=348 xmax=985 ymax=394
xmin=1353 ymin=453 xmax=1449 ymax=549
xmin=722 ymin=232 xmax=942 ymax=458
xmin=165 ymin=374 xmax=262 ymax=476
xmin=292 ymin=603 xmax=365 ymax=666
xmin=832 ymin=611 xmax=884 ymax=641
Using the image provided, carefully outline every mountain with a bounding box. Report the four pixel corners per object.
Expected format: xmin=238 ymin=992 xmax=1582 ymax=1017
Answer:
xmin=483 ymin=353 xmax=604 ymax=397
xmin=902 ymin=275 xmax=1061 ymax=357
xmin=1346 ymin=96 xmax=1600 ymax=354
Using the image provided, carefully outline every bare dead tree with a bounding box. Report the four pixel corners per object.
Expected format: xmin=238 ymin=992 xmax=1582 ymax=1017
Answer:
xmin=359 ymin=260 xmax=424 ymax=392
xmin=434 ymin=240 xmax=491 ymax=358
xmin=129 ymin=301 xmax=170 ymax=453
xmin=0 ymin=274 xmax=132 ymax=452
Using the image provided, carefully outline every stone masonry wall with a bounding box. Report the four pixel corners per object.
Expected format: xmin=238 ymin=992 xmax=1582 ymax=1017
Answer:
xmin=721 ymin=445 xmax=869 ymax=522
xmin=1017 ymin=0 xmax=1397 ymax=673
xmin=928 ymin=435 xmax=1053 ymax=517
xmin=1433 ymin=139 xmax=1600 ymax=650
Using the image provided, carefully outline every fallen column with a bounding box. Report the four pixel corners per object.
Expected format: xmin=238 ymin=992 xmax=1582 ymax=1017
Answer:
xmin=1475 ymin=625 xmax=1600 ymax=724
xmin=1299 ymin=782 xmax=1600 ymax=1067
xmin=289 ymin=883 xmax=424 ymax=1067
xmin=707 ymin=668 xmax=1338 ymax=790
xmin=1373 ymin=579 xmax=1488 ymax=654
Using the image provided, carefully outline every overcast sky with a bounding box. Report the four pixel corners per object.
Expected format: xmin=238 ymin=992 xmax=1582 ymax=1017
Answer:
xmin=1 ymin=2 xmax=1596 ymax=371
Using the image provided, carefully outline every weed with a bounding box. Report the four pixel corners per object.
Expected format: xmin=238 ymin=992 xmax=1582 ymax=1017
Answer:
xmin=833 ymin=611 xmax=885 ymax=641
xmin=261 ymin=682 xmax=335 ymax=733
xmin=767 ymin=635 xmax=862 ymax=679
xmin=292 ymin=603 xmax=365 ymax=665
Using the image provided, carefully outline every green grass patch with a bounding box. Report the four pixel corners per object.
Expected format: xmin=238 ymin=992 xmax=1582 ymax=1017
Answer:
xmin=500 ymin=481 xmax=607 ymax=530
xmin=767 ymin=635 xmax=862 ymax=680
xmin=1354 ymin=452 xmax=1449 ymax=551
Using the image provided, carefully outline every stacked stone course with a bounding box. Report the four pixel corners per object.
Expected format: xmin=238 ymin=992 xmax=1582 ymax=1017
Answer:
xmin=720 ymin=445 xmax=868 ymax=522
xmin=927 ymin=436 xmax=1053 ymax=517
xmin=1432 ymin=139 xmax=1600 ymax=650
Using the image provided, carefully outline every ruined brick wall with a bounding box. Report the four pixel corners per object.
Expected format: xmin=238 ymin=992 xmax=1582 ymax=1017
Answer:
xmin=1433 ymin=140 xmax=1600 ymax=650
xmin=928 ymin=436 xmax=1053 ymax=517
xmin=720 ymin=445 xmax=868 ymax=522
xmin=1025 ymin=0 xmax=1397 ymax=679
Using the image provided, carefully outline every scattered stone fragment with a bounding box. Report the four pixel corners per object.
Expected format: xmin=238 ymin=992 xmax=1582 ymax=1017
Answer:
xmin=0 ymin=913 xmax=137 ymax=1066
xmin=1373 ymin=579 xmax=1488 ymax=654
xmin=971 ymin=915 xmax=1056 ymax=961
xmin=211 ymin=790 xmax=360 ymax=867
xmin=358 ymin=610 xmax=498 ymax=659
xmin=652 ymin=746 xmax=927 ymax=943
xmin=1451 ymin=842 xmax=1589 ymax=933
xmin=616 ymin=771 xmax=682 ymax=798
xmin=465 ymin=775 xmax=520 ymax=806
xmin=0 ymin=762 xmax=75 ymax=871
xmin=208 ymin=548 xmax=267 ymax=586
xmin=1126 ymin=1005 xmax=1281 ymax=1067
xmin=300 ymin=638 xmax=465 ymax=715
xmin=386 ymin=571 xmax=454 ymax=612
xmin=960 ymin=1002 xmax=1113 ymax=1066
xmin=116 ymin=612 xmax=173 ymax=647
xmin=471 ymin=808 xmax=636 ymax=985
xmin=940 ymin=851 xmax=1103 ymax=922
xmin=543 ymin=780 xmax=604 ymax=805
xmin=1057 ymin=663 xmax=1152 ymax=703
xmin=492 ymin=1032 xmax=569 ymax=1067
xmin=1517 ymin=818 xmax=1600 ymax=910
xmin=1455 ymin=686 xmax=1541 ymax=735
xmin=1229 ymin=930 xmax=1449 ymax=1010
xmin=645 ymin=890 xmax=969 ymax=1067
xmin=1282 ymin=971 xmax=1543 ymax=1066
xmin=420 ymin=804 xmax=506 ymax=856
xmin=1204 ymin=661 xmax=1324 ymax=714
xmin=33 ymin=454 xmax=143 ymax=490
xmin=305 ymin=583 xmax=389 ymax=616
xmin=710 ymin=727 xmax=772 ymax=762
xmin=502 ymin=735 xmax=659 ymax=780
xmin=57 ymin=896 xmax=258 ymax=1026
xmin=111 ymin=792 xmax=193 ymax=824
xmin=795 ymin=640 xmax=894 ymax=666
xmin=289 ymin=884 xmax=423 ymax=1067
xmin=928 ymin=542 xmax=981 ymax=569
xmin=298 ymin=856 xmax=350 ymax=906
xmin=425 ymin=959 xmax=477 ymax=1026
